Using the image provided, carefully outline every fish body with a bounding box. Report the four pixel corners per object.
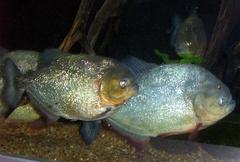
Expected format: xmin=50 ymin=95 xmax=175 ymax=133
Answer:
xmin=107 ymin=59 xmax=235 ymax=139
xmin=4 ymin=54 xmax=138 ymax=121
xmin=171 ymin=14 xmax=207 ymax=56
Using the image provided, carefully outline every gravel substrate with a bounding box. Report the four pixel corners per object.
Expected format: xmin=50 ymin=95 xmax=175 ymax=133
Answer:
xmin=0 ymin=118 xmax=238 ymax=162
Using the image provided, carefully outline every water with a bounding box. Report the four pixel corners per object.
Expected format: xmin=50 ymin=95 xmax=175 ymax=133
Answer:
xmin=1 ymin=0 xmax=240 ymax=161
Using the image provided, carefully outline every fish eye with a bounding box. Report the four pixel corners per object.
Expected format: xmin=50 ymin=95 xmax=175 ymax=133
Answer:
xmin=119 ymin=79 xmax=128 ymax=88
xmin=217 ymin=85 xmax=221 ymax=89
xmin=185 ymin=42 xmax=192 ymax=47
xmin=218 ymin=97 xmax=225 ymax=106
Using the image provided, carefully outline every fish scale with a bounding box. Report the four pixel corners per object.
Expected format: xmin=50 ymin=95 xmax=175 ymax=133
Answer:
xmin=3 ymin=54 xmax=138 ymax=121
xmin=107 ymin=62 xmax=235 ymax=139
xmin=18 ymin=56 xmax=110 ymax=120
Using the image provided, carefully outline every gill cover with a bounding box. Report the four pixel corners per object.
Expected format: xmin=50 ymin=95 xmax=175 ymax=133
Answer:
xmin=100 ymin=65 xmax=138 ymax=106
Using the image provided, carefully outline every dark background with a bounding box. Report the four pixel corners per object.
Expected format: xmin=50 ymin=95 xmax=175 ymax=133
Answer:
xmin=1 ymin=0 xmax=240 ymax=62
xmin=0 ymin=0 xmax=222 ymax=57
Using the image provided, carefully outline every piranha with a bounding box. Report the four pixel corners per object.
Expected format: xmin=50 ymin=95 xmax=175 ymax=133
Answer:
xmin=3 ymin=54 xmax=138 ymax=122
xmin=104 ymin=57 xmax=235 ymax=144
xmin=170 ymin=12 xmax=207 ymax=56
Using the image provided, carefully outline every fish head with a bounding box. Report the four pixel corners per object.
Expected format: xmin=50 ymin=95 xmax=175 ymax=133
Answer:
xmin=99 ymin=65 xmax=139 ymax=107
xmin=175 ymin=42 xmax=192 ymax=55
xmin=193 ymin=81 xmax=235 ymax=126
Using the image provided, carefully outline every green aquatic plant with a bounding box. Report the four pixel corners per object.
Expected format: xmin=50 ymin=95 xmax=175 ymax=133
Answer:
xmin=154 ymin=49 xmax=204 ymax=64
xmin=154 ymin=49 xmax=178 ymax=64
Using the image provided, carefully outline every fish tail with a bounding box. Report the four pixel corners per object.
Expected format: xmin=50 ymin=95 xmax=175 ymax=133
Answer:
xmin=2 ymin=58 xmax=25 ymax=114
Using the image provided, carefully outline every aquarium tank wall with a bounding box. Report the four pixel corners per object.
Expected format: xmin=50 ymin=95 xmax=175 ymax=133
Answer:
xmin=0 ymin=0 xmax=240 ymax=161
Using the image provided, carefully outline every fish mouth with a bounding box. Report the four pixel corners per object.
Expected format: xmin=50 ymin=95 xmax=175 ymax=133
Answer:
xmin=196 ymin=99 xmax=236 ymax=124
xmin=226 ymin=100 xmax=236 ymax=113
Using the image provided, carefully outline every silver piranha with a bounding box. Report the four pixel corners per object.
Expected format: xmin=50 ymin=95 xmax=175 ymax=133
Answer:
xmin=106 ymin=57 xmax=235 ymax=141
xmin=3 ymin=54 xmax=138 ymax=122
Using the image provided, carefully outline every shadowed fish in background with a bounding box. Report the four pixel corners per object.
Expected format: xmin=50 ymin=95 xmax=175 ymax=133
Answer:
xmin=170 ymin=10 xmax=207 ymax=56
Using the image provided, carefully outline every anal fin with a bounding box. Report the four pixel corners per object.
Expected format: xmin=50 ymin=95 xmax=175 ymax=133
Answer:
xmin=188 ymin=123 xmax=202 ymax=141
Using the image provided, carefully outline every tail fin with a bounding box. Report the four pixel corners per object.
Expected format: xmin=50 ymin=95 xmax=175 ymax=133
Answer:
xmin=2 ymin=58 xmax=25 ymax=114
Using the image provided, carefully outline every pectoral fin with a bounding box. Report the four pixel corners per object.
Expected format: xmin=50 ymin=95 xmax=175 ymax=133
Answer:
xmin=79 ymin=120 xmax=101 ymax=145
xmin=38 ymin=48 xmax=65 ymax=68
xmin=188 ymin=123 xmax=202 ymax=141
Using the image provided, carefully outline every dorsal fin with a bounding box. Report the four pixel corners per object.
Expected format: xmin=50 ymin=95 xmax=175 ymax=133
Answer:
xmin=120 ymin=56 xmax=157 ymax=77
xmin=38 ymin=48 xmax=66 ymax=68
